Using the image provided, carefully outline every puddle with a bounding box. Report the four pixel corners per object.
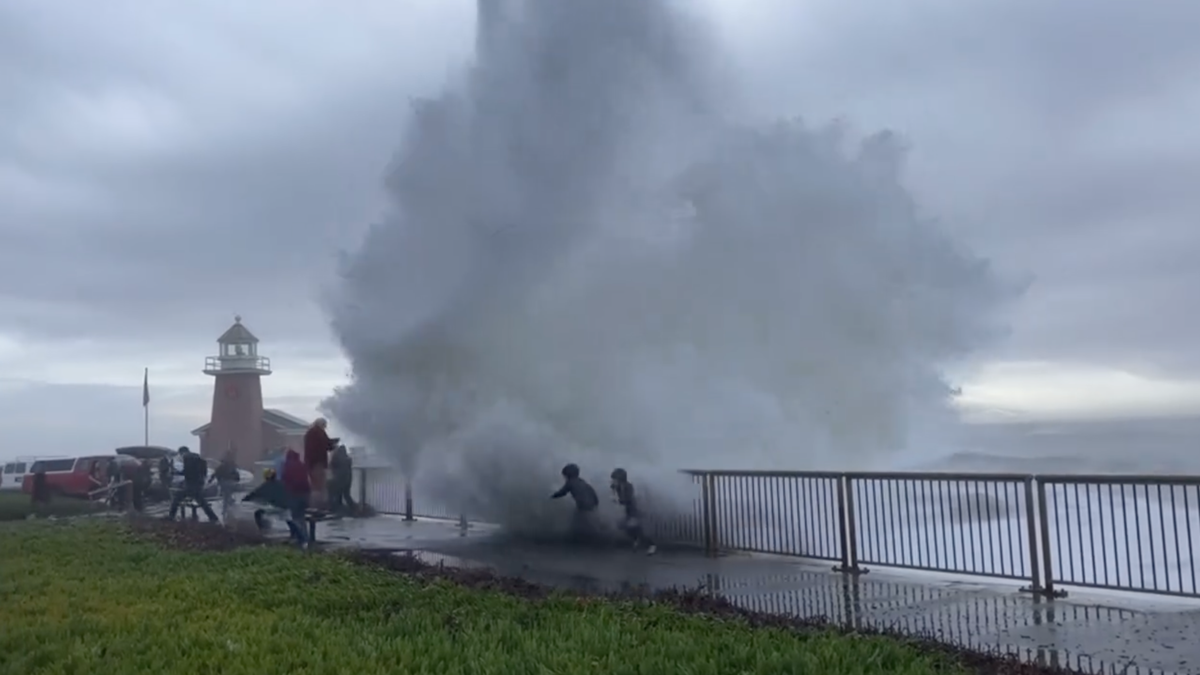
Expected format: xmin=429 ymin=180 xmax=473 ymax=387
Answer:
xmin=391 ymin=550 xmax=493 ymax=570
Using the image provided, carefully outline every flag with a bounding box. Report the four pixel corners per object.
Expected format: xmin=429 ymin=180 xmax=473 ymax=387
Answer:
xmin=142 ymin=368 xmax=150 ymax=407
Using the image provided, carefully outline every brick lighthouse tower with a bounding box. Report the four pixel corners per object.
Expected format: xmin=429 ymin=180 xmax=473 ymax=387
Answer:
xmin=201 ymin=316 xmax=271 ymax=468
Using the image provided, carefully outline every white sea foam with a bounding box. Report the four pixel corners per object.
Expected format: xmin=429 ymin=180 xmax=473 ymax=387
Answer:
xmin=323 ymin=0 xmax=1013 ymax=530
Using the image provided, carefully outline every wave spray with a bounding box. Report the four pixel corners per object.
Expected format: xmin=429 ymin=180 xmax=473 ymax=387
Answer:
xmin=322 ymin=0 xmax=1013 ymax=531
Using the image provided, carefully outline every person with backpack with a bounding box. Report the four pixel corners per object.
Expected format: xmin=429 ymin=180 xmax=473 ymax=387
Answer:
xmin=210 ymin=451 xmax=241 ymax=517
xmin=550 ymin=463 xmax=600 ymax=543
xmin=167 ymin=447 xmax=219 ymax=523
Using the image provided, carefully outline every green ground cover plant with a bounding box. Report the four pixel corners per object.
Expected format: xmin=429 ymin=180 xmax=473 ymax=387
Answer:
xmin=0 ymin=490 xmax=101 ymax=522
xmin=0 ymin=519 xmax=965 ymax=675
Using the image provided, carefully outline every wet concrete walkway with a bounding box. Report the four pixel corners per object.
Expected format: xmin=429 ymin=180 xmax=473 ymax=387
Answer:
xmin=253 ymin=511 xmax=1200 ymax=675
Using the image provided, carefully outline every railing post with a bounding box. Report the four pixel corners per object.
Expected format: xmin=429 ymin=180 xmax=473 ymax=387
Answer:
xmin=356 ymin=468 xmax=367 ymax=508
xmin=1019 ymin=476 xmax=1043 ymax=595
xmin=701 ymin=473 xmax=719 ymax=557
xmin=404 ymin=478 xmax=415 ymax=522
xmin=835 ymin=474 xmax=866 ymax=574
xmin=1035 ymin=478 xmax=1066 ymax=598
xmin=1017 ymin=475 xmax=1046 ymax=590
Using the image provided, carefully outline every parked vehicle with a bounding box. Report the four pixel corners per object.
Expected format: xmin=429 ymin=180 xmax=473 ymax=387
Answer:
xmin=118 ymin=447 xmax=250 ymax=489
xmin=2 ymin=456 xmax=41 ymax=491
xmin=21 ymin=455 xmax=141 ymax=500
xmin=114 ymin=445 xmax=177 ymax=461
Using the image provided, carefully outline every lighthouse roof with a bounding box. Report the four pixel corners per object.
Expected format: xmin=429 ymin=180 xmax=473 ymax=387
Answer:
xmin=217 ymin=315 xmax=258 ymax=344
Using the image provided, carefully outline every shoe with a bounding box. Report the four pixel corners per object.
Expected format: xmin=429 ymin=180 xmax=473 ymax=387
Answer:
xmin=646 ymin=545 xmax=657 ymax=556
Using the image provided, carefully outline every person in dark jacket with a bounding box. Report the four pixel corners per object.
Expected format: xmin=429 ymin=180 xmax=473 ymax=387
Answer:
xmin=327 ymin=445 xmax=356 ymax=514
xmin=167 ymin=447 xmax=219 ymax=523
xmin=132 ymin=460 xmax=153 ymax=512
xmin=157 ymin=455 xmax=173 ymax=491
xmin=610 ymin=468 xmax=656 ymax=555
xmin=244 ymin=468 xmax=292 ymax=533
xmin=550 ymin=463 xmax=600 ymax=543
xmin=30 ymin=469 xmax=50 ymax=517
xmin=280 ymin=449 xmax=311 ymax=548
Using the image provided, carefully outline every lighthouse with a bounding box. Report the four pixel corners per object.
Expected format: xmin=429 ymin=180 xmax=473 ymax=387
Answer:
xmin=198 ymin=316 xmax=271 ymax=469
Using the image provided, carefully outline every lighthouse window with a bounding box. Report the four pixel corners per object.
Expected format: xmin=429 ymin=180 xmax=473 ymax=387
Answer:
xmin=221 ymin=342 xmax=256 ymax=357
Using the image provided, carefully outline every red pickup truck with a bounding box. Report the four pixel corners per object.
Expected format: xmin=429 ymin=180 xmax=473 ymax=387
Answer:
xmin=23 ymin=455 xmax=140 ymax=499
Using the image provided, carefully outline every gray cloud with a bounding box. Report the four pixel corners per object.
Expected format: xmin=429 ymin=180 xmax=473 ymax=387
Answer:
xmin=1 ymin=0 xmax=1199 ymax=441
xmin=0 ymin=0 xmax=471 ymax=345
xmin=720 ymin=0 xmax=1200 ymax=376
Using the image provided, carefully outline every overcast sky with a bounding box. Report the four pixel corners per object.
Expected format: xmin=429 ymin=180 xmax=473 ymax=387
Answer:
xmin=2 ymin=0 xmax=1198 ymax=460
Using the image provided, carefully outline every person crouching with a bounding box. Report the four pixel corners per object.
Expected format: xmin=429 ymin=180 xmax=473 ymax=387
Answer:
xmin=244 ymin=468 xmax=287 ymax=532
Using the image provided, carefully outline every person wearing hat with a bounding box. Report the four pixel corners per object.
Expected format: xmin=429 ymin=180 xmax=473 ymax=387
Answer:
xmin=243 ymin=467 xmax=294 ymax=534
xmin=610 ymin=468 xmax=656 ymax=555
xmin=550 ymin=463 xmax=600 ymax=543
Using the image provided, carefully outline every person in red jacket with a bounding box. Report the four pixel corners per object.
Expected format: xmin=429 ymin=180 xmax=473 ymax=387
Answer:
xmin=303 ymin=418 xmax=337 ymax=510
xmin=280 ymin=449 xmax=311 ymax=548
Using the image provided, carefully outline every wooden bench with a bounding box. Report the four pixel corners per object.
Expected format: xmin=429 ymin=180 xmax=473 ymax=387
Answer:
xmin=252 ymin=507 xmax=341 ymax=543
xmin=304 ymin=509 xmax=342 ymax=543
xmin=164 ymin=487 xmax=222 ymax=520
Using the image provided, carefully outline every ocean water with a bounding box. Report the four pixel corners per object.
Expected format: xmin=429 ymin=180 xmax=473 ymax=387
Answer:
xmin=921 ymin=416 xmax=1200 ymax=475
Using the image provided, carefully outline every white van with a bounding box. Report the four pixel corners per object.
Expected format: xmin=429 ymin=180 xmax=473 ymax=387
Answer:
xmin=1 ymin=456 xmax=60 ymax=491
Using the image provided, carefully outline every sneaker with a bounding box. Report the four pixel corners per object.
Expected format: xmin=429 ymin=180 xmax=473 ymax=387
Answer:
xmin=646 ymin=545 xmax=657 ymax=556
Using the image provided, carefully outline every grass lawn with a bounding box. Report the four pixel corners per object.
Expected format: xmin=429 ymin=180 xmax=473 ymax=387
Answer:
xmin=0 ymin=519 xmax=968 ymax=675
xmin=0 ymin=490 xmax=102 ymax=522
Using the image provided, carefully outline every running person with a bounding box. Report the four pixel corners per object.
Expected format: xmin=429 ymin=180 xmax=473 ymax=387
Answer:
xmin=610 ymin=468 xmax=656 ymax=555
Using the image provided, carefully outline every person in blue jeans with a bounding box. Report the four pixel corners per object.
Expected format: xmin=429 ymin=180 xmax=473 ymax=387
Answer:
xmin=280 ymin=450 xmax=311 ymax=548
xmin=243 ymin=468 xmax=304 ymax=543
